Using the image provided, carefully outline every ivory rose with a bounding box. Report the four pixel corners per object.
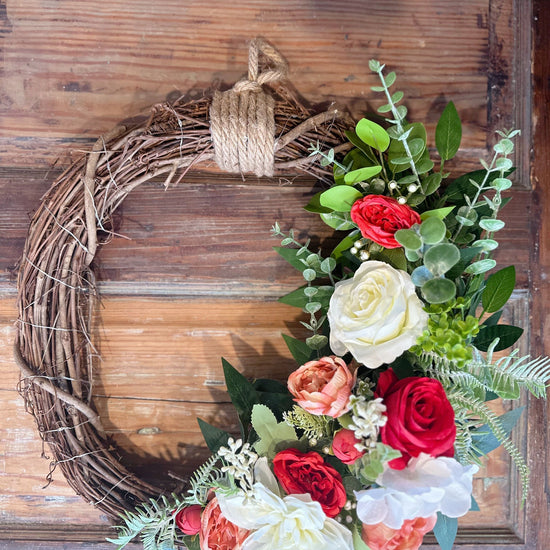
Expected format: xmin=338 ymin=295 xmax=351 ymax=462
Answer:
xmin=361 ymin=514 xmax=437 ymax=550
xmin=327 ymin=261 xmax=428 ymax=368
xmin=199 ymin=496 xmax=249 ymax=550
xmin=351 ymin=194 xmax=421 ymax=249
xmin=287 ymin=356 xmax=354 ymax=418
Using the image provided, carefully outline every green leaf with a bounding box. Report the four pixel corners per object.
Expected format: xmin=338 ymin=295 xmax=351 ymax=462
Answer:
xmin=385 ymin=71 xmax=396 ymax=87
xmin=344 ymin=165 xmax=383 ymax=184
xmin=391 ymin=90 xmax=404 ymax=103
xmin=372 ymin=247 xmax=408 ymax=271
xmin=424 ymin=243 xmax=460 ymax=275
xmin=331 ymin=234 xmax=358 ymax=259
xmin=421 ymin=277 xmax=456 ymax=303
xmin=472 ymin=238 xmax=499 ymax=252
xmin=344 ymin=131 xmax=379 ymax=164
xmin=319 ymin=186 xmax=363 ymax=212
xmin=464 ymin=259 xmax=497 ymax=275
xmin=479 ymin=218 xmax=505 ymax=232
xmin=419 ymin=216 xmax=446 ymax=245
xmin=420 ymin=206 xmax=455 ymax=221
xmin=474 ymin=325 xmax=524 ymax=352
xmin=422 ymin=172 xmax=444 ymax=195
xmin=434 ymin=513 xmax=458 ymax=550
xmin=471 ymin=406 xmax=525 ymax=456
xmin=274 ymin=246 xmax=309 ymax=273
xmin=394 ymin=228 xmax=422 ymax=250
xmin=482 ymin=266 xmax=515 ymax=313
xmin=282 ymin=333 xmax=314 ymax=365
xmin=222 ymin=358 xmax=259 ymax=437
xmin=443 ymin=168 xmax=515 ymax=203
xmin=388 ymin=123 xmax=427 ymax=173
xmin=355 ymin=118 xmax=390 ymax=152
xmin=251 ymin=404 xmax=298 ymax=457
xmin=304 ymin=191 xmax=333 ymax=213
xmin=278 ymin=285 xmax=333 ymax=310
xmin=411 ymin=266 xmax=434 ymax=286
xmin=435 ymin=101 xmax=462 ymax=161
xmin=197 ymin=418 xmax=230 ymax=453
xmin=492 ymin=177 xmax=513 ymax=191
xmin=353 ymin=526 xmax=371 ymax=550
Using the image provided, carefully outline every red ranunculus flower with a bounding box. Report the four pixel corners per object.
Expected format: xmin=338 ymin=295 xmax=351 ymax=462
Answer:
xmin=376 ymin=368 xmax=456 ymax=469
xmin=272 ymin=448 xmax=347 ymax=517
xmin=351 ymin=195 xmax=421 ymax=249
xmin=175 ymin=504 xmax=202 ymax=535
xmin=332 ymin=428 xmax=365 ymax=465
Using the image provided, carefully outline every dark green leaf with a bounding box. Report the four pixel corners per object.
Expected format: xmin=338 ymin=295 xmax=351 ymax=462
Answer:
xmin=435 ymin=101 xmax=462 ymax=161
xmin=344 ymin=131 xmax=379 ymax=164
xmin=470 ymin=495 xmax=480 ymax=512
xmin=273 ymin=246 xmax=308 ymax=273
xmin=222 ymin=358 xmax=259 ymax=437
xmin=443 ymin=168 xmax=515 ymax=204
xmin=474 ymin=325 xmax=524 ymax=352
xmin=434 ymin=513 xmax=458 ymax=550
xmin=482 ymin=266 xmax=515 ymax=313
xmin=481 ymin=310 xmax=503 ymax=327
xmin=372 ymin=247 xmax=408 ymax=271
xmin=197 ymin=418 xmax=230 ymax=453
xmin=282 ymin=334 xmax=314 ymax=365
xmin=331 ymin=234 xmax=358 ymax=260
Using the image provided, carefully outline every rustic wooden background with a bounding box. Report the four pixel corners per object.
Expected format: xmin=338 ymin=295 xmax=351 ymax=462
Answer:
xmin=1 ymin=0 xmax=548 ymax=548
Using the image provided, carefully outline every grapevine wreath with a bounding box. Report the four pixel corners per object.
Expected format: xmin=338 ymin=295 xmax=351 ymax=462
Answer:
xmin=14 ymin=40 xmax=550 ymax=550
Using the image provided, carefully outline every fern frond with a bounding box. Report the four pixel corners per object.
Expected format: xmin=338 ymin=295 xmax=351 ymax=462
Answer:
xmin=185 ymin=453 xmax=225 ymax=505
xmin=283 ymin=405 xmax=332 ymax=440
xmin=449 ymin=389 xmax=529 ymax=502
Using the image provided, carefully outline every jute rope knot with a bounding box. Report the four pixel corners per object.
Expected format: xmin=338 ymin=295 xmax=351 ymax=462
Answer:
xmin=209 ymin=39 xmax=288 ymax=177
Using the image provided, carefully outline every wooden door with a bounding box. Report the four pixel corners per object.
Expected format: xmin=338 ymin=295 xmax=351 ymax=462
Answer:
xmin=0 ymin=0 xmax=548 ymax=548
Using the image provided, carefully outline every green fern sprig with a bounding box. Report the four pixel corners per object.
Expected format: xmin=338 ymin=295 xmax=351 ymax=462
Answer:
xmin=283 ymin=405 xmax=333 ymax=440
xmin=184 ymin=453 xmax=225 ymax=505
xmin=449 ymin=389 xmax=529 ymax=502
xmin=106 ymin=494 xmax=186 ymax=550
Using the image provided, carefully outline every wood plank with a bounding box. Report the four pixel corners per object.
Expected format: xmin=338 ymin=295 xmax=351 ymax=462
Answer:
xmin=0 ymin=0 xmax=506 ymax=169
xmin=0 ymin=172 xmax=532 ymax=291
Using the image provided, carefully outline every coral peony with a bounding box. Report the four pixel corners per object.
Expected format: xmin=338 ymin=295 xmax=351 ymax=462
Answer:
xmin=362 ymin=514 xmax=437 ymax=550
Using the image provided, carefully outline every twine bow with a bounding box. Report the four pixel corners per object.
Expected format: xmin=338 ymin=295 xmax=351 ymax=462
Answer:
xmin=209 ymin=39 xmax=288 ymax=177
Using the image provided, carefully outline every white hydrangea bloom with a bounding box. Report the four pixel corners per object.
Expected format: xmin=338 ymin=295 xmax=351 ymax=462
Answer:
xmin=216 ymin=458 xmax=353 ymax=550
xmin=355 ymin=453 xmax=478 ymax=529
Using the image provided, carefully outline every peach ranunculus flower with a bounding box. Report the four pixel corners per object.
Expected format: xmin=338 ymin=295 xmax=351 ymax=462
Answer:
xmin=287 ymin=356 xmax=355 ymax=418
xmin=199 ymin=496 xmax=249 ymax=550
xmin=361 ymin=514 xmax=437 ymax=550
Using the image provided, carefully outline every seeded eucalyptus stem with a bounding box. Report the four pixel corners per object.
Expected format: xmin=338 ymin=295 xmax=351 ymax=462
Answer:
xmin=373 ymin=64 xmax=423 ymax=193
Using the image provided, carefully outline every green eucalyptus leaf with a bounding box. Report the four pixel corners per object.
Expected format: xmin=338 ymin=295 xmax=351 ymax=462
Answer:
xmin=411 ymin=265 xmax=434 ymax=286
xmin=424 ymin=243 xmax=460 ymax=275
xmin=495 ymin=157 xmax=513 ymax=171
xmin=494 ymin=138 xmax=514 ymax=155
xmin=319 ymin=186 xmax=363 ymax=212
xmin=303 ymin=268 xmax=317 ymax=282
xmin=405 ymin=249 xmax=420 ymax=261
xmin=391 ymin=90 xmax=404 ymax=103
xmin=388 ymin=122 xmax=427 ymax=173
xmin=472 ymin=239 xmax=499 ymax=251
xmin=320 ymin=257 xmax=337 ymax=274
xmin=479 ymin=218 xmax=505 ymax=232
xmin=377 ymin=103 xmax=393 ymax=113
xmin=408 ymin=138 xmax=425 ymax=157
xmin=435 ymin=101 xmax=462 ymax=161
xmin=395 ymin=228 xmax=422 ymax=250
xmin=419 ymin=216 xmax=447 ymax=245
xmin=304 ymin=302 xmax=322 ymax=314
xmin=344 ymin=165 xmax=383 ymax=184
xmin=482 ymin=265 xmax=515 ymax=313
xmin=465 ymin=259 xmax=497 ymax=275
xmin=306 ymin=334 xmax=329 ymax=350
xmin=355 ymin=118 xmax=391 ymax=152
xmin=492 ymin=177 xmax=513 ymax=191
xmin=385 ymin=71 xmax=397 ymax=87
xmin=320 ymin=211 xmax=356 ymax=231
xmin=422 ymin=278 xmax=456 ymax=304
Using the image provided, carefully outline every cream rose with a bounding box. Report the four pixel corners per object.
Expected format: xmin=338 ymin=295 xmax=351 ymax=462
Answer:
xmin=327 ymin=261 xmax=428 ymax=368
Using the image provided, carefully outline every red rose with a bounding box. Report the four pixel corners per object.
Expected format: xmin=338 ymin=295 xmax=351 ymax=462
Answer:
xmin=376 ymin=369 xmax=456 ymax=469
xmin=175 ymin=504 xmax=202 ymax=535
xmin=351 ymin=195 xmax=421 ymax=249
xmin=332 ymin=428 xmax=365 ymax=465
xmin=273 ymin=448 xmax=347 ymax=517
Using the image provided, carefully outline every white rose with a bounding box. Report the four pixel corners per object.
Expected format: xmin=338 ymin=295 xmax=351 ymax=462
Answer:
xmin=327 ymin=260 xmax=428 ymax=368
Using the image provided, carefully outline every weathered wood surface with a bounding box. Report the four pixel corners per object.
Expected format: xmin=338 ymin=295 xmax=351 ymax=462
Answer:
xmin=0 ymin=0 xmax=545 ymax=547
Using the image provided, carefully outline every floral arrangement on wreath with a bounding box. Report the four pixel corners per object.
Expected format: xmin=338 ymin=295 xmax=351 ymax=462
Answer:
xmin=109 ymin=61 xmax=550 ymax=550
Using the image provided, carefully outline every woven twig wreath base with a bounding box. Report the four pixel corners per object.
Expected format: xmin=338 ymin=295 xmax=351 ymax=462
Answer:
xmin=13 ymin=42 xmax=352 ymax=519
